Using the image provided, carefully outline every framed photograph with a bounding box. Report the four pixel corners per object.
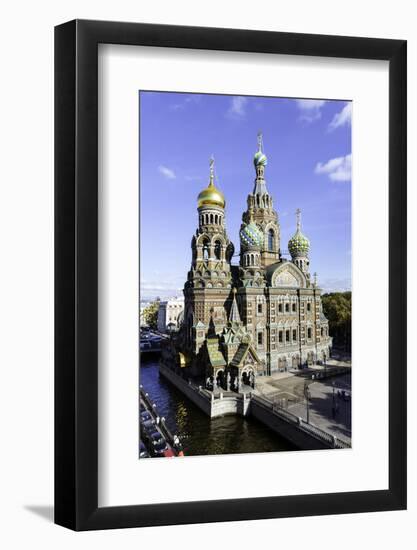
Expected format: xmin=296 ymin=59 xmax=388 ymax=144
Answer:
xmin=55 ymin=20 xmax=407 ymax=530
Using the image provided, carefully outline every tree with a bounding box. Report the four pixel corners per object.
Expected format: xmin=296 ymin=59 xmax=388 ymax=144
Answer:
xmin=322 ymin=291 xmax=351 ymax=353
xmin=142 ymin=299 xmax=160 ymax=330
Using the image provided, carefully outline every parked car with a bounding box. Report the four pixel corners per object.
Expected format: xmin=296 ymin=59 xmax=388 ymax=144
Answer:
xmin=141 ymin=419 xmax=155 ymax=433
xmin=152 ymin=439 xmax=169 ymax=457
xmin=162 ymin=448 xmax=175 ymax=458
xmin=147 ymin=429 xmax=165 ymax=446
xmin=139 ymin=440 xmax=149 ymax=458
xmin=140 ymin=410 xmax=153 ymax=423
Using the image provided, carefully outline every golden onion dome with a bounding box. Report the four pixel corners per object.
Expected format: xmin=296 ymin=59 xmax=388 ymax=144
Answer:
xmin=197 ymin=157 xmax=225 ymax=209
xmin=197 ymin=181 xmax=225 ymax=209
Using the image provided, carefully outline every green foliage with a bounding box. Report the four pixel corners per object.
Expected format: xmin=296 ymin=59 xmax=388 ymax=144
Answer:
xmin=142 ymin=299 xmax=160 ymax=330
xmin=322 ymin=291 xmax=351 ymax=353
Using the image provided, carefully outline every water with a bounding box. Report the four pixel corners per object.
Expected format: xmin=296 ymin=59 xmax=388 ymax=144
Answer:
xmin=140 ymin=358 xmax=296 ymax=456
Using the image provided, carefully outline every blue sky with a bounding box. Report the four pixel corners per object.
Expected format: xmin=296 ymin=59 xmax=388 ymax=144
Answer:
xmin=140 ymin=92 xmax=351 ymax=301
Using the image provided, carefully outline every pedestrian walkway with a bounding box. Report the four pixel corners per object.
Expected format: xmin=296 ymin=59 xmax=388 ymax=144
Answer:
xmin=255 ymin=370 xmax=351 ymax=443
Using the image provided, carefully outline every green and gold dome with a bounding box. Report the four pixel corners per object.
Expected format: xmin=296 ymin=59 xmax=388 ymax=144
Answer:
xmin=240 ymin=221 xmax=264 ymax=248
xmin=288 ymin=209 xmax=310 ymax=258
xmin=197 ymin=157 xmax=225 ymax=209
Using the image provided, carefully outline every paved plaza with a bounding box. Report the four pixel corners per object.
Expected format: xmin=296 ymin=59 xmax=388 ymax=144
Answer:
xmin=255 ymin=360 xmax=351 ymax=443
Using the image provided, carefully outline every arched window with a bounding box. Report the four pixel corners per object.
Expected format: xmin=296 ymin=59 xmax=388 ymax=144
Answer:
xmin=210 ymin=214 xmax=214 ymax=224
xmin=203 ymin=240 xmax=209 ymax=260
xmin=214 ymin=240 xmax=221 ymax=260
xmin=268 ymin=229 xmax=275 ymax=252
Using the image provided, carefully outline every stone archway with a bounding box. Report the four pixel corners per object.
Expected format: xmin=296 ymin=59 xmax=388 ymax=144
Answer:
xmin=216 ymin=370 xmax=225 ymax=390
xmin=241 ymin=368 xmax=255 ymax=389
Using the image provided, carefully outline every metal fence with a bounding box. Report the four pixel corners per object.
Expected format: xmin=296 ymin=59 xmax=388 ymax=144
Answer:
xmin=252 ymin=394 xmax=350 ymax=449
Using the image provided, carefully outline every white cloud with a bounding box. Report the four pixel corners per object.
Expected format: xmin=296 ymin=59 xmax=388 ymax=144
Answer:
xmin=315 ymin=154 xmax=352 ymax=182
xmin=170 ymin=94 xmax=201 ymax=111
xmin=296 ymin=99 xmax=326 ymax=123
xmin=328 ymin=102 xmax=352 ymax=131
xmin=226 ymin=96 xmax=248 ymax=118
xmin=158 ymin=165 xmax=176 ymax=180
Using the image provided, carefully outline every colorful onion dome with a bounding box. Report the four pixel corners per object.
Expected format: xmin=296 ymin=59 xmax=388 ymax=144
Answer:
xmin=288 ymin=230 xmax=310 ymax=257
xmin=254 ymin=132 xmax=268 ymax=167
xmin=254 ymin=150 xmax=268 ymax=167
xmin=288 ymin=209 xmax=310 ymax=257
xmin=197 ymin=157 xmax=226 ymax=209
xmin=240 ymin=222 xmax=264 ymax=248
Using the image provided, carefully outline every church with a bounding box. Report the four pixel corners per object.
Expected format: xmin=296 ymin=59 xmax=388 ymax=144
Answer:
xmin=165 ymin=134 xmax=332 ymax=392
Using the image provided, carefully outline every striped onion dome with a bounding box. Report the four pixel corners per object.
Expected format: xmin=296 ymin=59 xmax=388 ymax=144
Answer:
xmin=254 ymin=150 xmax=268 ymax=167
xmin=240 ymin=222 xmax=264 ymax=248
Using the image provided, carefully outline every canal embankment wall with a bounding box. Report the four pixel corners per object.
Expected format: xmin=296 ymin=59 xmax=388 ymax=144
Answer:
xmin=159 ymin=364 xmax=349 ymax=449
xmin=250 ymin=395 xmax=339 ymax=450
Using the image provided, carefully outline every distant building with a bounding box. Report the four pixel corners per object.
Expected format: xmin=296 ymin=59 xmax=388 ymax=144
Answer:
xmin=162 ymin=134 xmax=332 ymax=391
xmin=157 ymin=297 xmax=185 ymax=332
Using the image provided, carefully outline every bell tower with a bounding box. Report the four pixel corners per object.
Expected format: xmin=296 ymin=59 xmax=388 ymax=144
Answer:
xmin=183 ymin=158 xmax=235 ymax=354
xmin=241 ymin=133 xmax=281 ymax=268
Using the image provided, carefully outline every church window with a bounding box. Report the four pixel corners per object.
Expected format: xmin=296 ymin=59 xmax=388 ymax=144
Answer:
xmin=257 ymin=332 xmax=263 ymax=346
xmin=307 ymin=302 xmax=311 ymax=312
xmin=278 ymin=331 xmax=283 ymax=343
xmin=278 ymin=303 xmax=283 ymax=312
xmin=307 ymin=327 xmax=312 ymax=339
xmin=285 ymin=303 xmax=289 ymax=313
xmin=293 ymin=329 xmax=297 ymax=341
xmin=268 ymin=229 xmax=275 ymax=251
xmin=210 ymin=214 xmax=214 ymax=224
xmin=292 ymin=303 xmax=296 ymax=312
xmin=203 ymin=240 xmax=209 ymax=260
xmin=214 ymin=241 xmax=221 ymax=260
xmin=285 ymin=330 xmax=290 ymax=342
xmin=257 ymin=303 xmax=263 ymax=314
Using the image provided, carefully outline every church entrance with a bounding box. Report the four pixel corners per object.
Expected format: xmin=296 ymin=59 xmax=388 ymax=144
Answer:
xmin=241 ymin=369 xmax=255 ymax=389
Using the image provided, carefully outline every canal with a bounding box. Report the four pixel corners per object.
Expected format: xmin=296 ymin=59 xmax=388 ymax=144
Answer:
xmin=140 ymin=358 xmax=296 ymax=457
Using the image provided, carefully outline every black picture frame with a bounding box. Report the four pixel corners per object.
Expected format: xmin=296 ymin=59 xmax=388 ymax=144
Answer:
xmin=55 ymin=19 xmax=407 ymax=531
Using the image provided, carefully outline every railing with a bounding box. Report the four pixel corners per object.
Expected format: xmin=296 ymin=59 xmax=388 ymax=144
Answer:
xmin=252 ymin=394 xmax=350 ymax=449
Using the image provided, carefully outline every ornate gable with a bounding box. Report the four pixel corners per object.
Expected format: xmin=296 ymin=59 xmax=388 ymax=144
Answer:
xmin=268 ymin=261 xmax=307 ymax=289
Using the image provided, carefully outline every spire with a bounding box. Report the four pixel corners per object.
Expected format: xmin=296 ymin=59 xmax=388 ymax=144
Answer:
xmin=229 ymin=288 xmax=241 ymax=324
xmin=257 ymin=131 xmax=263 ymax=153
xmin=296 ymin=208 xmax=302 ymax=232
xmin=209 ymin=155 xmax=215 ymax=187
